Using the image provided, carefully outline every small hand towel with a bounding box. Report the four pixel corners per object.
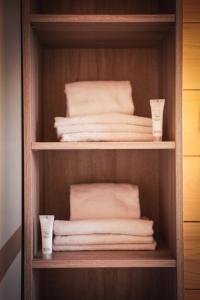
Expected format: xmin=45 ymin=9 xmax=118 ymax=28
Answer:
xmin=70 ymin=183 xmax=140 ymax=220
xmin=65 ymin=81 xmax=134 ymax=116
xmin=54 ymin=234 xmax=154 ymax=245
xmin=53 ymin=242 xmax=157 ymax=251
xmin=53 ymin=219 xmax=154 ymax=237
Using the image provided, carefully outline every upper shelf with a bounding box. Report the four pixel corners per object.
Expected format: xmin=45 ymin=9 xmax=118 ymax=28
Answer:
xmin=32 ymin=141 xmax=175 ymax=150
xmin=30 ymin=14 xmax=175 ymax=47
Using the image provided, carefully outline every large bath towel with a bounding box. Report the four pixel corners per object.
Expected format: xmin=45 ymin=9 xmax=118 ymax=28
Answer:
xmin=70 ymin=183 xmax=140 ymax=220
xmin=64 ymin=81 xmax=134 ymax=116
xmin=61 ymin=132 xmax=153 ymax=142
xmin=55 ymin=114 xmax=152 ymax=128
xmin=53 ymin=242 xmax=157 ymax=251
xmin=53 ymin=219 xmax=154 ymax=236
xmin=56 ymin=123 xmax=152 ymax=138
xmin=54 ymin=234 xmax=154 ymax=245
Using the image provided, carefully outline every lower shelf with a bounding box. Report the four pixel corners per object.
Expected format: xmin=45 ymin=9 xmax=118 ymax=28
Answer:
xmin=32 ymin=247 xmax=176 ymax=269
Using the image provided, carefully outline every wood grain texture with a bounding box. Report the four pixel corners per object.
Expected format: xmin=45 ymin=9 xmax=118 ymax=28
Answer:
xmin=185 ymin=259 xmax=200 ymax=289
xmin=32 ymin=141 xmax=176 ymax=150
xmin=31 ymin=14 xmax=176 ymax=23
xmin=31 ymin=0 xmax=175 ymax=14
xmin=183 ymin=157 xmax=200 ymax=221
xmin=184 ymin=223 xmax=200 ymax=289
xmin=175 ymin=1 xmax=184 ymax=299
xmin=184 ymin=223 xmax=200 ymax=260
xmin=183 ymin=91 xmax=200 ymax=156
xmin=185 ymin=290 xmax=200 ymax=300
xmin=32 ymin=26 xmax=173 ymax=48
xmin=31 ymin=14 xmax=175 ymax=47
xmin=183 ymin=24 xmax=200 ymax=89
xmin=33 ymin=245 xmax=176 ymax=269
xmin=38 ymin=268 xmax=176 ymax=300
xmin=184 ymin=0 xmax=200 ymax=22
xmin=23 ymin=0 xmax=34 ymax=299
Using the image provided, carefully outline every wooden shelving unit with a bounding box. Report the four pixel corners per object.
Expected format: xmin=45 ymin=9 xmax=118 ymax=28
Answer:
xmin=23 ymin=0 xmax=183 ymax=299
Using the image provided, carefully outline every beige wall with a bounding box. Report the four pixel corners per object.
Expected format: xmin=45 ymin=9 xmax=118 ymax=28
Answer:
xmin=0 ymin=0 xmax=22 ymax=299
xmin=184 ymin=0 xmax=200 ymax=299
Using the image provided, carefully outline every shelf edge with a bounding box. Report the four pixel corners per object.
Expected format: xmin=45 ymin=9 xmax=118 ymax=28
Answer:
xmin=32 ymin=141 xmax=176 ymax=150
xmin=30 ymin=14 xmax=176 ymax=24
xmin=32 ymin=259 xmax=177 ymax=269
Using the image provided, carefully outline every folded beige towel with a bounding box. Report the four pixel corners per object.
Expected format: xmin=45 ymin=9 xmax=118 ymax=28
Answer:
xmin=61 ymin=132 xmax=153 ymax=142
xmin=54 ymin=234 xmax=154 ymax=245
xmin=65 ymin=81 xmax=134 ymax=116
xmin=53 ymin=219 xmax=154 ymax=236
xmin=56 ymin=123 xmax=152 ymax=138
xmin=53 ymin=242 xmax=157 ymax=251
xmin=70 ymin=183 xmax=140 ymax=220
xmin=55 ymin=114 xmax=152 ymax=127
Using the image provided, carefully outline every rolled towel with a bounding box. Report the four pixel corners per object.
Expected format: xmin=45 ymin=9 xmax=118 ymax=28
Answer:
xmin=70 ymin=183 xmax=140 ymax=220
xmin=65 ymin=81 xmax=134 ymax=116
xmin=53 ymin=219 xmax=154 ymax=236
xmin=53 ymin=242 xmax=157 ymax=251
xmin=61 ymin=132 xmax=153 ymax=142
xmin=56 ymin=123 xmax=152 ymax=138
xmin=55 ymin=114 xmax=152 ymax=127
xmin=54 ymin=234 xmax=154 ymax=246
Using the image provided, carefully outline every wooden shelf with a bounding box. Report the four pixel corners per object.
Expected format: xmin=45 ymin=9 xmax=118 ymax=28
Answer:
xmin=30 ymin=14 xmax=175 ymax=47
xmin=30 ymin=14 xmax=175 ymax=23
xmin=32 ymin=141 xmax=176 ymax=150
xmin=33 ymin=247 xmax=176 ymax=269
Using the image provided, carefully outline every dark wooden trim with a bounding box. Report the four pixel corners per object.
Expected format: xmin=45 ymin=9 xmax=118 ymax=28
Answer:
xmin=0 ymin=226 xmax=21 ymax=282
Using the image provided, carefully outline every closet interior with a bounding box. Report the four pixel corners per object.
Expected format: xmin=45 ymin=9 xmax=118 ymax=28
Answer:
xmin=23 ymin=1 xmax=183 ymax=299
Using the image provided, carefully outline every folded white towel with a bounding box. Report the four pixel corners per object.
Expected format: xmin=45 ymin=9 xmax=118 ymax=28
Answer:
xmin=55 ymin=114 xmax=152 ymax=127
xmin=54 ymin=234 xmax=154 ymax=245
xmin=65 ymin=81 xmax=134 ymax=116
xmin=70 ymin=183 xmax=140 ymax=220
xmin=56 ymin=123 xmax=152 ymax=138
xmin=53 ymin=242 xmax=157 ymax=251
xmin=53 ymin=219 xmax=154 ymax=236
xmin=61 ymin=132 xmax=153 ymax=142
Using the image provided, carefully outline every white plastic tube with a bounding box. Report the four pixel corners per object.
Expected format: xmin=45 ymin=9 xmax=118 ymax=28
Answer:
xmin=39 ymin=215 xmax=54 ymax=258
xmin=150 ymin=99 xmax=165 ymax=141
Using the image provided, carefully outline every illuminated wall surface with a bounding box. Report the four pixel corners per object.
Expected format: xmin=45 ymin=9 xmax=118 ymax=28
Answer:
xmin=184 ymin=0 xmax=200 ymax=299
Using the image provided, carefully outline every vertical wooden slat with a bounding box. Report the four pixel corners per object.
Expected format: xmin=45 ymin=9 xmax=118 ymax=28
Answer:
xmin=23 ymin=0 xmax=33 ymax=299
xmin=176 ymin=0 xmax=184 ymax=299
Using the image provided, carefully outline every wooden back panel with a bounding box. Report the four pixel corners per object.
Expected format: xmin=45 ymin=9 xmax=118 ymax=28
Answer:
xmin=30 ymin=0 xmax=175 ymax=14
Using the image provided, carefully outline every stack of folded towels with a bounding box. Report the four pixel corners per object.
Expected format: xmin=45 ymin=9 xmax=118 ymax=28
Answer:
xmin=53 ymin=183 xmax=156 ymax=251
xmin=54 ymin=81 xmax=153 ymax=142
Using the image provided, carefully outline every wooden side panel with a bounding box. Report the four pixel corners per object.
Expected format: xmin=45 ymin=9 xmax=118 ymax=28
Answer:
xmin=175 ymin=1 xmax=184 ymax=299
xmin=183 ymin=157 xmax=200 ymax=221
xmin=159 ymin=151 xmax=176 ymax=255
xmin=183 ymin=24 xmax=200 ymax=89
xmin=184 ymin=0 xmax=200 ymax=22
xmin=183 ymin=91 xmax=200 ymax=156
xmin=184 ymin=223 xmax=200 ymax=289
xmin=185 ymin=290 xmax=200 ymax=300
